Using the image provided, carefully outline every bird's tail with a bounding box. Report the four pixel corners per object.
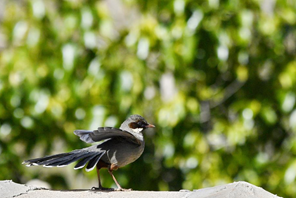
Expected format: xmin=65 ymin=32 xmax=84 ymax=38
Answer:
xmin=22 ymin=146 xmax=106 ymax=172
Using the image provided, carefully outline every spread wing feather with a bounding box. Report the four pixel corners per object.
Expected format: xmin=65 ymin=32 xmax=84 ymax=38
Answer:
xmin=74 ymin=127 xmax=140 ymax=145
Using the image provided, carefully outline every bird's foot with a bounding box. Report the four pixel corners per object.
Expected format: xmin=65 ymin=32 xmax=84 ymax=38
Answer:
xmin=91 ymin=186 xmax=114 ymax=191
xmin=115 ymin=188 xmax=132 ymax=191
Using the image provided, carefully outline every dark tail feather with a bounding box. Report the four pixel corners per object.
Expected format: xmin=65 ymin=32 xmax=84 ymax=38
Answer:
xmin=23 ymin=150 xmax=81 ymax=167
xmin=74 ymin=155 xmax=98 ymax=170
xmin=85 ymin=151 xmax=106 ymax=172
xmin=23 ymin=148 xmax=105 ymax=171
xmin=56 ymin=152 xmax=96 ymax=167
xmin=22 ymin=153 xmax=69 ymax=166
xmin=44 ymin=152 xmax=92 ymax=167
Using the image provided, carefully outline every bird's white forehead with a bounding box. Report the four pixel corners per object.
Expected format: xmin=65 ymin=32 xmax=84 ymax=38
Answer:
xmin=132 ymin=128 xmax=143 ymax=133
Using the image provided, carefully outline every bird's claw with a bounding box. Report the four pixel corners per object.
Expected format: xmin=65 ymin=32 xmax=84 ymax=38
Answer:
xmin=91 ymin=187 xmax=114 ymax=191
xmin=115 ymin=188 xmax=132 ymax=191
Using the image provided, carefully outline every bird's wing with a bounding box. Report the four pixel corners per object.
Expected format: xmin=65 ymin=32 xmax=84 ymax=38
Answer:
xmin=74 ymin=127 xmax=140 ymax=145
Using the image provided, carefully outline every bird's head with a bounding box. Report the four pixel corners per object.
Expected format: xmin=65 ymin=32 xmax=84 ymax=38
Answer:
xmin=121 ymin=114 xmax=155 ymax=133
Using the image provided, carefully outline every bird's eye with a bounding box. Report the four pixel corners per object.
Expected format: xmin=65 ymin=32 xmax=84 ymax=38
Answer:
xmin=138 ymin=121 xmax=148 ymax=128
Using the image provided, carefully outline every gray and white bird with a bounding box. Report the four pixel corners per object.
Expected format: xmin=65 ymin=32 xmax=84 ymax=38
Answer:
xmin=22 ymin=114 xmax=155 ymax=190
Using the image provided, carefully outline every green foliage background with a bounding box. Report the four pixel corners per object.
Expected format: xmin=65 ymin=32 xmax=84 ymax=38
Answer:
xmin=1 ymin=0 xmax=296 ymax=197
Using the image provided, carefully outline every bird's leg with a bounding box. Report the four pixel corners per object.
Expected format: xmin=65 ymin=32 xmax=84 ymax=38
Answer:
xmin=108 ymin=164 xmax=121 ymax=190
xmin=91 ymin=166 xmax=113 ymax=191
xmin=97 ymin=166 xmax=103 ymax=189
xmin=108 ymin=164 xmax=131 ymax=191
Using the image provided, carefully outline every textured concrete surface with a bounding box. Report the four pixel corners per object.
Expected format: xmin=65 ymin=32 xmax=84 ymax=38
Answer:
xmin=0 ymin=180 xmax=46 ymax=198
xmin=0 ymin=180 xmax=281 ymax=198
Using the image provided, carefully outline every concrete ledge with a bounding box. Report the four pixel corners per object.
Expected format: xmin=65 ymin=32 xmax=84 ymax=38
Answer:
xmin=0 ymin=180 xmax=281 ymax=198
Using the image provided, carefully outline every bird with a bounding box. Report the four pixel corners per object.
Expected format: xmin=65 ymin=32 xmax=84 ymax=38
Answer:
xmin=22 ymin=114 xmax=155 ymax=191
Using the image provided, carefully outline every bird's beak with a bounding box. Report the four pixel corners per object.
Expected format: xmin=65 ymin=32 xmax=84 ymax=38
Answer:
xmin=146 ymin=123 xmax=155 ymax=128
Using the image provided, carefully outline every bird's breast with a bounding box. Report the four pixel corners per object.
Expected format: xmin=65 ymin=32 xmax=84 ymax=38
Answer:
xmin=100 ymin=139 xmax=145 ymax=168
xmin=117 ymin=141 xmax=145 ymax=167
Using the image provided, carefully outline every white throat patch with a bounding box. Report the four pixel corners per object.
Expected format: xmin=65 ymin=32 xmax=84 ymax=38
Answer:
xmin=132 ymin=128 xmax=143 ymax=133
